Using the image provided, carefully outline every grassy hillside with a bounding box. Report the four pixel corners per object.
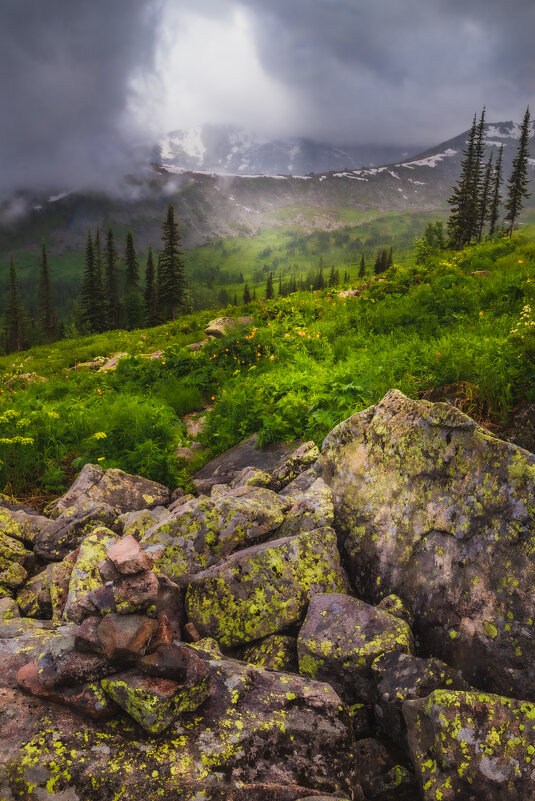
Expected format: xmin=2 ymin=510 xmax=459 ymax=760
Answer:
xmin=0 ymin=233 xmax=534 ymax=505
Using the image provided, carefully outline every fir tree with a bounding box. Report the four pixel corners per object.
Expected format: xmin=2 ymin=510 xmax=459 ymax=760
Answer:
xmin=477 ymin=152 xmax=494 ymax=242
xmin=144 ymin=246 xmax=158 ymax=326
xmin=243 ymin=284 xmax=251 ymax=304
xmin=252 ymin=286 xmax=257 ymax=300
xmin=266 ymin=272 xmax=274 ymax=299
xmin=358 ymin=254 xmax=365 ymax=278
xmin=488 ymin=145 xmax=504 ymax=237
xmin=315 ymin=260 xmax=325 ymax=289
xmin=374 ymin=249 xmax=388 ymax=274
xmin=505 ymin=107 xmax=531 ymax=237
xmin=105 ymin=228 xmax=121 ymax=329
xmin=233 ymin=293 xmax=237 ymax=306
xmin=124 ymin=230 xmax=139 ymax=288
xmin=81 ymin=230 xmax=96 ymax=332
xmin=328 ymin=265 xmax=337 ymax=287
xmin=93 ymin=229 xmax=107 ymax=332
xmin=3 ymin=258 xmax=26 ymax=353
xmin=448 ymin=113 xmax=480 ymax=248
xmin=387 ymin=247 xmax=393 ymax=269
xmin=160 ymin=204 xmax=186 ymax=320
xmin=278 ymin=275 xmax=283 ymax=296
xmin=37 ymin=243 xmax=56 ymax=342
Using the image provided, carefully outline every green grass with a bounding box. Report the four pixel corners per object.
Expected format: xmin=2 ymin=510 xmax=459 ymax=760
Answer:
xmin=0 ymin=232 xmax=534 ymax=500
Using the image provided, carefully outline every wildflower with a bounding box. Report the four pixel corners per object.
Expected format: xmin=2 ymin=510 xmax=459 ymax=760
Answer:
xmin=297 ymin=331 xmax=306 ymax=337
xmin=436 ymin=352 xmax=442 ymax=358
xmin=161 ymin=360 xmax=166 ymax=365
xmin=211 ymin=396 xmax=215 ymax=401
xmin=97 ymin=457 xmax=105 ymax=461
xmin=479 ymin=312 xmax=484 ymax=316
xmin=284 ymin=333 xmax=290 ymax=338
xmin=518 ymin=260 xmax=523 ymax=264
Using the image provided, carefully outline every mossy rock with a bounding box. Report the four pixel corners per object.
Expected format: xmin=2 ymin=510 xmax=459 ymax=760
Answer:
xmin=63 ymin=528 xmax=119 ymax=623
xmin=242 ymin=634 xmax=298 ymax=672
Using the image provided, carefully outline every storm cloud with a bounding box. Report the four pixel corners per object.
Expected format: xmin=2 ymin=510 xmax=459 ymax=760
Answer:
xmin=1 ymin=0 xmax=534 ymax=194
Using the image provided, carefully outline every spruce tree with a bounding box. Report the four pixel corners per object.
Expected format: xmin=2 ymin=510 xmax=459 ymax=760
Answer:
xmin=488 ymin=145 xmax=504 ymax=237
xmin=477 ymin=152 xmax=494 ymax=242
xmin=4 ymin=258 xmax=26 ymax=353
xmin=160 ymin=204 xmax=186 ymax=320
xmin=243 ymin=284 xmax=251 ymax=304
xmin=144 ymin=246 xmax=158 ymax=326
xmin=105 ymin=228 xmax=121 ymax=329
xmin=37 ymin=243 xmax=56 ymax=342
xmin=358 ymin=254 xmax=365 ymax=278
xmin=266 ymin=272 xmax=274 ymax=299
xmin=387 ymin=247 xmax=393 ymax=269
xmin=124 ymin=231 xmax=144 ymax=330
xmin=93 ymin=229 xmax=107 ymax=332
xmin=447 ymin=113 xmax=479 ymax=248
xmin=252 ymin=286 xmax=257 ymax=300
xmin=81 ymin=230 xmax=96 ymax=332
xmin=505 ymin=107 xmax=532 ymax=237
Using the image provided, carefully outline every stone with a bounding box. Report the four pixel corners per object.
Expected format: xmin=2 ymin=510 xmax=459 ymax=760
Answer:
xmin=99 ymin=352 xmax=128 ymax=371
xmin=186 ymin=527 xmax=348 ymax=648
xmin=404 ymin=690 xmax=535 ymax=800
xmin=46 ymin=463 xmax=170 ymax=518
xmin=0 ymin=493 xmax=40 ymax=515
xmin=106 ymin=533 xmax=153 ymax=575
xmin=204 ymin=315 xmax=253 ymax=338
xmin=35 ymin=501 xmax=118 ymax=560
xmin=16 ymin=564 xmax=55 ymax=618
xmin=74 ymin=616 xmax=102 ymax=653
xmin=62 ymin=529 xmax=119 ymax=623
xmin=278 ymin=478 xmax=334 ymax=537
xmin=0 ymin=507 xmax=49 ymax=546
xmin=174 ymin=446 xmax=195 ymax=462
xmin=354 ymin=739 xmax=417 ymax=801
xmin=0 ymin=561 xmax=28 ymax=593
xmin=270 ymin=441 xmax=321 ymax=491
xmin=96 ymin=613 xmax=158 ymax=660
xmin=0 ymin=531 xmax=31 ymax=571
xmin=0 ymin=597 xmax=20 ymax=620
xmin=16 ymin=662 xmax=117 ymax=720
xmin=111 ymin=569 xmax=160 ymax=615
xmin=372 ymin=651 xmax=470 ymax=749
xmin=242 ymin=635 xmax=298 ymax=672
xmin=141 ymin=486 xmax=290 ymax=587
xmin=138 ymin=642 xmax=209 ymax=683
xmin=316 ymin=389 xmax=535 ymax=698
xmin=49 ymin=548 xmax=79 ymax=620
xmin=229 ymin=466 xmax=273 ymax=489
xmin=297 ymin=593 xmax=414 ymax=703
xmin=118 ymin=506 xmax=168 ymax=540
xmin=16 ymin=632 xmax=116 ymax=690
xmin=278 ymin=468 xmax=318 ymax=499
xmin=375 ymin=594 xmax=414 ymax=628
xmin=154 ymin=573 xmax=184 ymax=638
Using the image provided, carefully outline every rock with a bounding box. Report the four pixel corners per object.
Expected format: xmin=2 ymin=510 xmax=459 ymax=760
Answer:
xmin=0 ymin=561 xmax=28 ymax=593
xmin=16 ymin=663 xmax=117 ymax=720
xmin=348 ymin=703 xmax=372 ymax=738
xmin=63 ymin=529 xmax=119 ymax=623
xmin=375 ymin=594 xmax=414 ymax=627
xmin=242 ymin=635 xmax=298 ymax=672
xmin=0 ymin=532 xmax=31 ymax=594
xmin=105 ymin=533 xmax=153 ymax=575
xmin=186 ymin=338 xmax=210 ymax=351
xmin=0 ymin=493 xmax=39 ymax=516
xmin=99 ymin=352 xmax=128 ymax=371
xmin=354 ymin=738 xmax=417 ymax=801
xmin=504 ymin=401 xmax=535 ymax=453
xmin=229 ymin=466 xmax=273 ymax=489
xmin=5 ymin=656 xmax=357 ymax=799
xmin=74 ymin=616 xmax=102 ymax=653
xmin=16 ymin=564 xmax=55 ymax=618
xmin=317 ymin=389 xmax=535 ymax=698
xmin=0 ymin=507 xmax=48 ymax=546
xmin=270 ymin=441 xmax=321 ymax=491
xmin=49 ymin=548 xmax=79 ymax=620
xmin=372 ymin=651 xmax=471 ymax=749
xmin=141 ymin=486 xmax=290 ymax=587
xmin=154 ymin=573 xmax=184 ymax=638
xmin=174 ymin=446 xmax=195 ymax=462
xmin=46 ymin=463 xmax=170 ymax=518
xmin=111 ymin=569 xmax=160 ymax=615
xmin=168 ymin=493 xmax=195 ymax=512
xmin=278 ymin=478 xmax=334 ymax=537
xmin=0 ymin=597 xmax=20 ymax=620
xmin=404 ymin=690 xmax=535 ymax=800
xmin=35 ymin=501 xmax=118 ymax=561
xmin=297 ymin=593 xmax=413 ymax=703
xmin=278 ymin=467 xmax=318 ymax=499
xmin=16 ymin=631 xmax=116 ymax=690
xmin=204 ymin=315 xmax=253 ymax=338
xmin=186 ymin=527 xmax=348 ymax=648
xmin=192 ymin=433 xmax=301 ymax=493
xmin=96 ymin=613 xmax=158 ymax=660
xmin=118 ymin=506 xmax=168 ymax=540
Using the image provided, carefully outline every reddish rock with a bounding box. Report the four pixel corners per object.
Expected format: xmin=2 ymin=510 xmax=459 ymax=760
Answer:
xmin=97 ymin=613 xmax=158 ymax=660
xmin=75 ymin=617 xmax=102 ymax=653
xmin=106 ymin=534 xmax=153 ymax=575
xmin=139 ymin=643 xmax=209 ymax=685
xmin=88 ymin=583 xmax=117 ymax=615
xmin=112 ymin=569 xmax=160 ymax=614
xmin=147 ymin=613 xmax=174 ymax=651
xmin=49 ymin=548 xmax=79 ymax=620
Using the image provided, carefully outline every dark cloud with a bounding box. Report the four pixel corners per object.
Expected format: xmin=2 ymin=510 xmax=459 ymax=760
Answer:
xmin=0 ymin=0 xmax=161 ymax=195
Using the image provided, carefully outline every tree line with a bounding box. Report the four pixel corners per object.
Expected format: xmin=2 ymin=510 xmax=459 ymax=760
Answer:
xmin=448 ymin=107 xmax=531 ymax=248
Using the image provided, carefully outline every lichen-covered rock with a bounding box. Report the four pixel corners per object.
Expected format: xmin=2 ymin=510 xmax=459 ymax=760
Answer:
xmin=0 ymin=507 xmax=48 ymax=546
xmin=0 ymin=493 xmax=39 ymax=516
xmin=186 ymin=528 xmax=347 ymax=648
xmin=49 ymin=548 xmax=79 ymax=620
xmin=317 ymin=389 xmax=535 ymax=698
xmin=297 ymin=593 xmax=414 ymax=703
xmin=5 ymin=655 xmax=357 ymax=799
xmin=278 ymin=478 xmax=334 ymax=537
xmin=229 ymin=466 xmax=273 ymax=489
xmin=46 ymin=463 xmax=170 ymax=518
xmin=141 ymin=486 xmax=290 ymax=587
xmin=62 ymin=528 xmax=119 ymax=623
xmin=16 ymin=564 xmax=55 ymax=618
xmin=35 ymin=501 xmax=118 ymax=560
xmin=0 ymin=531 xmax=31 ymax=595
xmin=106 ymin=533 xmax=153 ymax=575
xmin=205 ymin=315 xmax=253 ymax=338
xmin=0 ymin=597 xmax=20 ymax=620
xmin=354 ymin=738 xmax=417 ymax=801
xmin=404 ymin=690 xmax=535 ymax=800
xmin=119 ymin=506 xmax=168 ymax=539
xmin=278 ymin=467 xmax=317 ymax=499
xmin=372 ymin=651 xmax=471 ymax=749
xmin=270 ymin=441 xmax=321 ymax=491
xmin=242 ymin=635 xmax=298 ymax=672
xmin=375 ymin=594 xmax=414 ymax=627
xmin=16 ymin=663 xmax=117 ymax=720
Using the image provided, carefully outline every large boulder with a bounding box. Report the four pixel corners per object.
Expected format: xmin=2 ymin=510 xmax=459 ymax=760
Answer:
xmin=404 ymin=690 xmax=535 ymax=800
xmin=46 ymin=463 xmax=170 ymax=518
xmin=0 ymin=531 xmax=32 ymax=596
xmin=317 ymin=389 xmax=535 ymax=698
xmin=297 ymin=593 xmax=414 ymax=703
xmin=141 ymin=486 xmax=290 ymax=587
xmin=204 ymin=315 xmax=253 ymax=338
xmin=186 ymin=528 xmax=348 ymax=648
xmin=34 ymin=501 xmax=118 ymax=561
xmin=62 ymin=528 xmax=119 ymax=623
xmin=0 ymin=507 xmax=48 ymax=546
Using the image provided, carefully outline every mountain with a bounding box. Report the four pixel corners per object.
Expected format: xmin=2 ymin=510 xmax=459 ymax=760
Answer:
xmin=156 ymin=124 xmax=420 ymax=176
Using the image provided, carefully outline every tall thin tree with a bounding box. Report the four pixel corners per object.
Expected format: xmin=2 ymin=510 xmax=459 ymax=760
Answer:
xmin=93 ymin=229 xmax=107 ymax=332
xmin=505 ymin=107 xmax=532 ymax=237
xmin=477 ymin=151 xmax=494 ymax=242
xmin=105 ymin=228 xmax=121 ymax=329
xmin=487 ymin=145 xmax=504 ymax=237
xmin=160 ymin=204 xmax=186 ymax=320
xmin=37 ymin=243 xmax=56 ymax=341
xmin=447 ymin=113 xmax=479 ymax=248
xmin=4 ymin=258 xmax=26 ymax=353
xmin=144 ymin=246 xmax=158 ymax=326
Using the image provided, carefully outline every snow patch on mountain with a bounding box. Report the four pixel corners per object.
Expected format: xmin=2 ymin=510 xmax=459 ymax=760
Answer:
xmin=398 ymin=148 xmax=457 ymax=169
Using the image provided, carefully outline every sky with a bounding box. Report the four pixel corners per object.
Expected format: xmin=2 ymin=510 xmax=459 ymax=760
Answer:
xmin=1 ymin=0 xmax=534 ymax=195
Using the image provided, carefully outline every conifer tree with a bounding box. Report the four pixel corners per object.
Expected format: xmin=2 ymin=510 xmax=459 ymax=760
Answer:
xmin=252 ymin=286 xmax=257 ymax=300
xmin=160 ymin=204 xmax=186 ymax=320
xmin=328 ymin=265 xmax=337 ymax=287
xmin=105 ymin=228 xmax=121 ymax=329
xmin=37 ymin=243 xmax=56 ymax=342
xmin=358 ymin=254 xmax=365 ymax=278
xmin=144 ymin=246 xmax=158 ymax=326
xmin=447 ymin=113 xmax=480 ymax=248
xmin=505 ymin=107 xmax=532 ymax=237
xmin=93 ymin=229 xmax=107 ymax=332
xmin=243 ymin=284 xmax=251 ymax=304
xmin=477 ymin=152 xmax=494 ymax=242
xmin=387 ymin=247 xmax=393 ymax=269
xmin=233 ymin=293 xmax=237 ymax=306
xmin=4 ymin=258 xmax=26 ymax=353
xmin=81 ymin=230 xmax=96 ymax=332
xmin=266 ymin=272 xmax=274 ymax=299
xmin=124 ymin=231 xmax=144 ymax=330
xmin=488 ymin=145 xmax=504 ymax=237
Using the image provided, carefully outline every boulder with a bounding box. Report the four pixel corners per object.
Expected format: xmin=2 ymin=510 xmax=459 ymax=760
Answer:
xmin=105 ymin=533 xmax=153 ymax=575
xmin=186 ymin=527 xmax=348 ymax=648
xmin=0 ymin=493 xmax=40 ymax=516
xmin=0 ymin=507 xmax=48 ymax=546
xmin=278 ymin=478 xmax=334 ymax=537
xmin=270 ymin=441 xmax=321 ymax=492
xmin=49 ymin=548 xmax=79 ymax=620
xmin=297 ymin=594 xmax=413 ymax=703
xmin=242 ymin=635 xmax=298 ymax=672
xmin=354 ymin=738 xmax=417 ymax=801
xmin=0 ymin=532 xmax=31 ymax=595
xmin=35 ymin=501 xmax=118 ymax=561
xmin=317 ymin=389 xmax=535 ymax=698
xmin=371 ymin=651 xmax=471 ymax=749
xmin=404 ymin=690 xmax=535 ymax=800
xmin=16 ymin=564 xmax=55 ymax=618
xmin=141 ymin=486 xmax=290 ymax=587
xmin=0 ymin=597 xmax=20 ymax=620
xmin=16 ymin=665 xmax=117 ymax=720
xmin=46 ymin=463 xmax=170 ymax=518
xmin=96 ymin=613 xmax=158 ymax=660
xmin=62 ymin=529 xmax=119 ymax=623
xmin=375 ymin=594 xmax=414 ymax=628
xmin=278 ymin=468 xmax=318 ymax=499
xmin=118 ymin=506 xmax=169 ymax=540
xmin=204 ymin=315 xmax=253 ymax=338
